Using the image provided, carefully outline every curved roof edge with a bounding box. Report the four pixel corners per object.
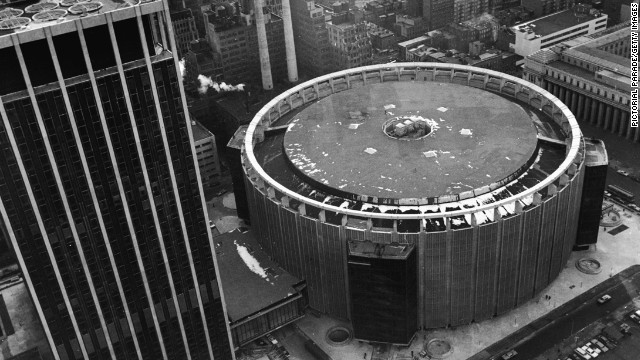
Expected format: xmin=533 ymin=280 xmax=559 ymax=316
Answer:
xmin=243 ymin=62 xmax=582 ymax=220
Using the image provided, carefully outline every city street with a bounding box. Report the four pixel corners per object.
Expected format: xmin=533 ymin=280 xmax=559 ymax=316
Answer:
xmin=511 ymin=270 xmax=640 ymax=359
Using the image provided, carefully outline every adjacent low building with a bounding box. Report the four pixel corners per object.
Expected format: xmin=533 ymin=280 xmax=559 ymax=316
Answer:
xmin=215 ymin=228 xmax=307 ymax=349
xmin=523 ymin=22 xmax=635 ymax=141
xmin=367 ymin=22 xmax=398 ymax=50
xmin=511 ymin=8 xmax=608 ymax=57
xmin=171 ymin=8 xmax=200 ymax=58
xmin=327 ymin=13 xmax=373 ymax=71
xmin=204 ymin=2 xmax=287 ymax=85
xmin=191 ymin=118 xmax=221 ymax=189
xmin=291 ymin=0 xmax=332 ymax=78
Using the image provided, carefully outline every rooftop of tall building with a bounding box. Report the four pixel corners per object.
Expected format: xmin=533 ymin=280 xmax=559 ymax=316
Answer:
xmin=190 ymin=118 xmax=214 ymax=142
xmin=0 ymin=0 xmax=160 ymax=40
xmin=583 ymin=138 xmax=608 ymax=167
xmin=512 ymin=8 xmax=607 ymax=37
xmin=169 ymin=7 xmax=194 ymax=20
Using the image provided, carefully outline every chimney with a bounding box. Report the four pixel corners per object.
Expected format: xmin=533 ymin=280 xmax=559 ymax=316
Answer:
xmin=253 ymin=0 xmax=273 ymax=90
xmin=281 ymin=0 xmax=298 ymax=82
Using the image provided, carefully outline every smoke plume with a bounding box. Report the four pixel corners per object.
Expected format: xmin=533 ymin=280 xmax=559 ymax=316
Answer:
xmin=197 ymin=74 xmax=245 ymax=94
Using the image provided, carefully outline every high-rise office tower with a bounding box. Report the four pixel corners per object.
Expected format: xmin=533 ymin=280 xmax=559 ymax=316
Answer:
xmin=0 ymin=1 xmax=234 ymax=359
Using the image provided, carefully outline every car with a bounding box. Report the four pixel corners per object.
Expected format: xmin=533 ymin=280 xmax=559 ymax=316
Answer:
xmin=629 ymin=313 xmax=640 ymax=324
xmin=574 ymin=348 xmax=591 ymax=360
xmin=584 ymin=345 xmax=598 ymax=358
xmin=569 ymin=354 xmax=581 ymax=360
xmin=603 ymin=191 xmax=611 ymax=197
xmin=501 ymin=350 xmax=517 ymax=360
xmin=597 ymin=335 xmax=616 ymax=348
xmin=617 ymin=170 xmax=629 ymax=176
xmin=635 ymin=309 xmax=640 ymax=316
xmin=591 ymin=339 xmax=608 ymax=352
xmin=209 ymin=220 xmax=216 ymax=229
xmin=597 ymin=294 xmax=612 ymax=304
xmin=418 ymin=349 xmax=428 ymax=358
xmin=265 ymin=333 xmax=278 ymax=345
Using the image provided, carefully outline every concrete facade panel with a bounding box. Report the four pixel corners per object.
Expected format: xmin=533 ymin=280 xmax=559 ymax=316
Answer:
xmin=422 ymin=232 xmax=448 ymax=328
xmin=550 ymin=187 xmax=570 ymax=279
xmin=450 ymin=228 xmax=475 ymax=326
xmin=534 ymin=196 xmax=558 ymax=294
xmin=496 ymin=216 xmax=522 ymax=314
xmin=474 ymin=221 xmax=500 ymax=320
xmin=517 ymin=207 xmax=541 ymax=304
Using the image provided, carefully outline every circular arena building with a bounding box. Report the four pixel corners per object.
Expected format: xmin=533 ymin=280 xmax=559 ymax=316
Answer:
xmin=241 ymin=63 xmax=585 ymax=344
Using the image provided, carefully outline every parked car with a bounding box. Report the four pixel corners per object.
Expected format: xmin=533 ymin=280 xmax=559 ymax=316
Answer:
xmin=591 ymin=338 xmax=608 ymax=352
xmin=209 ymin=220 xmax=216 ymax=229
xmin=597 ymin=335 xmax=616 ymax=348
xmin=574 ymin=347 xmax=591 ymax=360
xmin=597 ymin=294 xmax=612 ymax=304
xmin=617 ymin=170 xmax=629 ymax=177
xmin=501 ymin=350 xmax=517 ymax=360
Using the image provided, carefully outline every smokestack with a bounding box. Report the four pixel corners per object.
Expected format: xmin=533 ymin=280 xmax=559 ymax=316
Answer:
xmin=281 ymin=0 xmax=298 ymax=83
xmin=253 ymin=0 xmax=273 ymax=90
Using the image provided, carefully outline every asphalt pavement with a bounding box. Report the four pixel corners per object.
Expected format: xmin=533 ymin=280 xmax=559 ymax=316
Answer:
xmin=510 ymin=273 xmax=637 ymax=359
xmin=470 ymin=265 xmax=640 ymax=360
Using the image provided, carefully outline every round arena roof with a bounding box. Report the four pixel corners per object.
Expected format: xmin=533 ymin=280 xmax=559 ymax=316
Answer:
xmin=283 ymin=82 xmax=539 ymax=202
xmin=244 ymin=63 xmax=582 ymax=219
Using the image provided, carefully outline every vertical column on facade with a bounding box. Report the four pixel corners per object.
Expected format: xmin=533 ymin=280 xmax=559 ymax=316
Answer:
xmin=491 ymin=208 xmax=503 ymax=317
xmin=106 ymin=13 xmax=169 ymax=360
xmin=445 ymin=218 xmax=452 ymax=326
xmin=417 ymin=219 xmax=426 ymax=329
xmin=604 ymin=105 xmax=613 ymax=130
xmin=589 ymin=99 xmax=598 ymax=125
xmin=0 ymin=103 xmax=60 ymax=360
xmin=558 ymin=87 xmax=566 ymax=104
xmin=75 ymin=18 xmax=144 ymax=359
xmin=570 ymin=91 xmax=578 ymax=115
xmin=133 ymin=7 xmax=195 ymax=359
xmin=160 ymin=1 xmax=237 ymax=355
xmin=9 ymin=34 xmax=90 ymax=360
xmin=596 ymin=102 xmax=605 ymax=128
xmin=339 ymin=215 xmax=351 ymax=321
xmin=44 ymin=25 xmax=118 ymax=360
xmin=576 ymin=94 xmax=585 ymax=121
xmin=611 ymin=108 xmax=621 ymax=134
xmin=618 ymin=112 xmax=629 ymax=136
xmin=634 ymin=125 xmax=640 ymax=143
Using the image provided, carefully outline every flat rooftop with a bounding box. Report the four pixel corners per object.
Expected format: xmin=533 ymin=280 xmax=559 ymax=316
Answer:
xmin=584 ymin=138 xmax=608 ymax=166
xmin=191 ymin=119 xmax=213 ymax=142
xmin=566 ymin=27 xmax=631 ymax=74
xmin=283 ymin=82 xmax=539 ymax=201
xmin=0 ymin=0 xmax=156 ymax=40
xmin=226 ymin=125 xmax=248 ymax=150
xmin=348 ymin=241 xmax=414 ymax=259
xmin=513 ymin=9 xmax=607 ymax=37
xmin=215 ymin=228 xmax=304 ymax=322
